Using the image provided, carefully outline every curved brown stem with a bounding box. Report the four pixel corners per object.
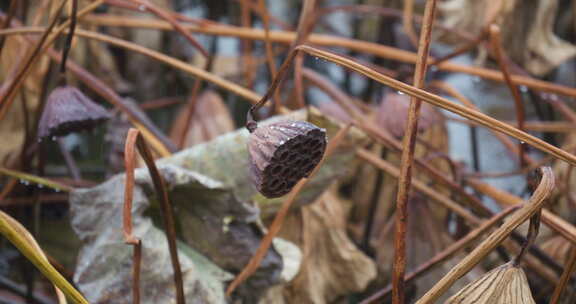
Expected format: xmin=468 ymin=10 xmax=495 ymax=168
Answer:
xmin=513 ymin=211 xmax=541 ymax=266
xmin=489 ymin=24 xmax=527 ymax=168
xmin=124 ymin=128 xmax=185 ymax=304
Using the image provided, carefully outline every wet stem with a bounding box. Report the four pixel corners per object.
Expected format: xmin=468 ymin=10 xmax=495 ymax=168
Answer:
xmin=123 ymin=128 xmax=185 ymax=304
xmin=392 ymin=0 xmax=437 ymax=302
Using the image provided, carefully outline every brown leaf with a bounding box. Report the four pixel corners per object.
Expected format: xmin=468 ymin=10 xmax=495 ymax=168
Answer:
xmin=0 ymin=36 xmax=44 ymax=166
xmin=169 ymin=90 xmax=235 ymax=147
xmin=440 ymin=0 xmax=576 ymax=76
xmin=265 ymin=187 xmax=377 ymax=303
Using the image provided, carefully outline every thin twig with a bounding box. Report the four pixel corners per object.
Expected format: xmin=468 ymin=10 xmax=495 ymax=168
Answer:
xmin=431 ymin=31 xmax=487 ymax=66
xmin=291 ymin=0 xmax=317 ymax=111
xmin=257 ymin=0 xmax=282 ymax=113
xmin=57 ymin=138 xmax=81 ymax=181
xmin=232 ymin=0 xmax=292 ymax=31
xmin=357 ymin=149 xmax=479 ymax=225
xmin=489 ymin=24 xmax=527 ymax=167
xmin=239 ymin=0 xmax=256 ymax=88
xmin=301 ymin=67 xmax=367 ymax=117
xmin=0 ymin=167 xmax=72 ymax=192
xmin=60 ymin=0 xmax=77 ymax=74
xmin=550 ymin=246 xmax=576 ymax=304
xmin=392 ymin=1 xmax=437 ymax=302
xmin=136 ymin=133 xmax=185 ymax=304
xmin=402 ymin=0 xmax=418 ymax=47
xmin=466 ymin=177 xmax=576 ymax=245
xmin=123 ymin=129 xmax=142 ymax=304
xmin=430 ymin=80 xmax=536 ymax=165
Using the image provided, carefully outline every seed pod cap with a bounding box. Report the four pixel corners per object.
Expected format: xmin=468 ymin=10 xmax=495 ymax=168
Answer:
xmin=248 ymin=120 xmax=327 ymax=198
xmin=38 ymin=86 xmax=111 ymax=140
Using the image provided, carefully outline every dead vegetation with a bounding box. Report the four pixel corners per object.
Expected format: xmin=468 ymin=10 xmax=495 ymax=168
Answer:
xmin=1 ymin=0 xmax=576 ymax=303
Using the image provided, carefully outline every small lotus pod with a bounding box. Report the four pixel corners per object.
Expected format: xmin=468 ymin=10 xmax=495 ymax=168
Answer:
xmin=248 ymin=120 xmax=327 ymax=198
xmin=38 ymin=86 xmax=111 ymax=141
xmin=316 ymin=101 xmax=353 ymax=124
xmin=376 ymin=91 xmax=440 ymax=138
xmin=446 ymin=262 xmax=535 ymax=304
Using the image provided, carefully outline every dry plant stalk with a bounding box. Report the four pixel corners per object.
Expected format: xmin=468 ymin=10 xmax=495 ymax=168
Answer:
xmin=257 ymin=0 xmax=282 ymax=112
xmin=416 ymin=167 xmax=555 ymax=303
xmin=393 ymin=1 xmax=438 ymax=302
xmin=357 ymin=120 xmax=489 ymax=217
xmin=123 ymin=128 xmax=185 ymax=304
xmin=123 ymin=129 xmax=144 ymax=304
xmin=357 ymin=149 xmax=479 ymax=225
xmin=467 ymin=178 xmax=576 ymax=245
xmin=550 ymin=246 xmax=576 ymax=303
xmin=489 ymin=24 xmax=527 ymax=167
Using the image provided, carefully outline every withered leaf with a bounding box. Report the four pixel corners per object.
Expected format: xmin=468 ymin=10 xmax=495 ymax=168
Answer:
xmin=170 ymin=90 xmax=234 ymax=147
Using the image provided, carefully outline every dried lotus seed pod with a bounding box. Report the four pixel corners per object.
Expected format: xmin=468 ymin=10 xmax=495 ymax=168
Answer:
xmin=248 ymin=120 xmax=327 ymax=198
xmin=446 ymin=263 xmax=535 ymax=304
xmin=38 ymin=86 xmax=111 ymax=141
